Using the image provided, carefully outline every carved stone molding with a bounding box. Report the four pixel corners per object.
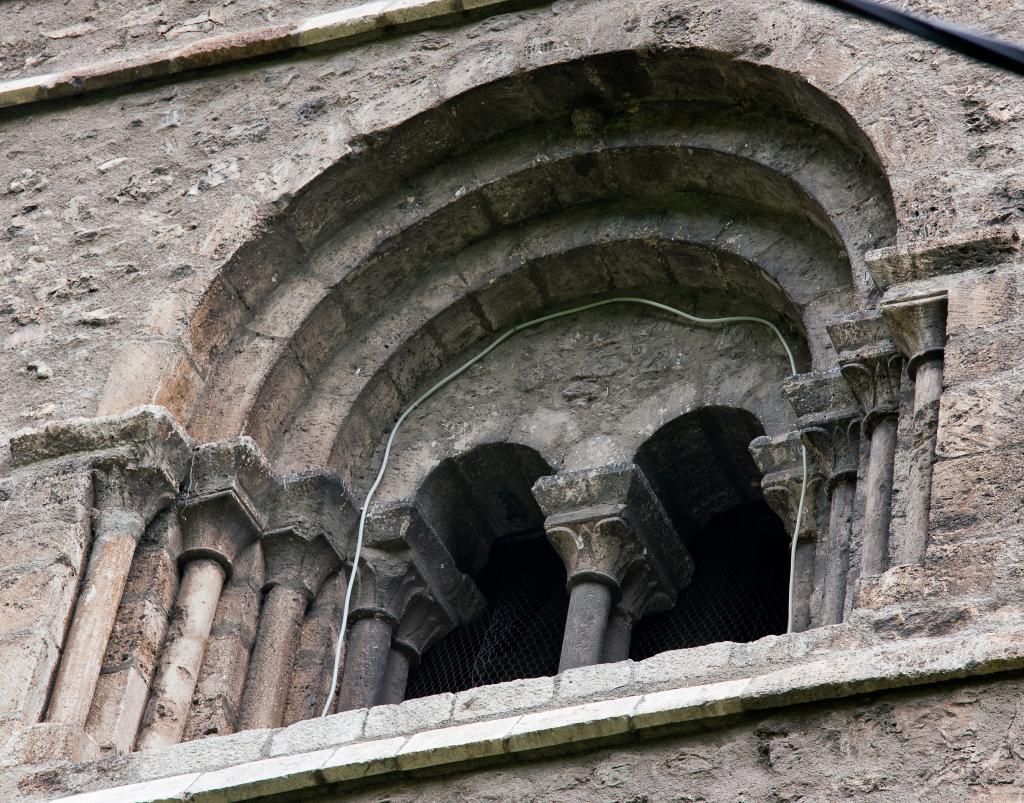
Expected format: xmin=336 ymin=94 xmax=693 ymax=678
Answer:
xmin=784 ymin=370 xmax=862 ymax=493
xmin=532 ymin=463 xmax=692 ymax=598
xmin=866 ymin=225 xmax=1021 ymax=291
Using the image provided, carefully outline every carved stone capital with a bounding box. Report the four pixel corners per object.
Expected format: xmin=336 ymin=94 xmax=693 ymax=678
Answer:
xmin=801 ymin=417 xmax=861 ymax=493
xmin=353 ymin=503 xmax=484 ymax=635
xmin=261 ymin=473 xmax=354 ymax=599
xmin=783 ymin=370 xmax=861 ymax=492
xmin=749 ymin=432 xmax=823 ymax=541
xmin=881 ymin=291 xmax=948 ymax=379
xmin=828 ymin=313 xmax=905 ymax=432
xmin=617 ymin=561 xmax=674 ymax=622
xmin=532 ymin=463 xmax=691 ymax=602
xmin=839 ymin=351 xmax=904 ymax=432
xmin=176 ymin=437 xmax=275 ymax=575
xmin=392 ymin=592 xmax=455 ymax=661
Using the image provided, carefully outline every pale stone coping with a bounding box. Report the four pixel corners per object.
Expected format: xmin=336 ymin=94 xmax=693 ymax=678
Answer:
xmin=0 ymin=0 xmax=525 ymax=112
xmin=48 ymin=619 xmax=1024 ymax=802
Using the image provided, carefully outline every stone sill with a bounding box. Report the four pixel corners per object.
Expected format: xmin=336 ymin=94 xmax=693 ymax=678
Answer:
xmin=0 ymin=0 xmax=532 ymax=112
xmin=46 ymin=613 xmax=1024 ymax=802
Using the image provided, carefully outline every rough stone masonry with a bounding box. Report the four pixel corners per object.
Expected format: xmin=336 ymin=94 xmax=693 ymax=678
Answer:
xmin=3 ymin=0 xmax=1024 ymax=800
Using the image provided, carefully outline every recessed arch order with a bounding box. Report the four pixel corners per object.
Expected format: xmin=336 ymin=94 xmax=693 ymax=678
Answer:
xmin=107 ymin=47 xmax=897 ymax=484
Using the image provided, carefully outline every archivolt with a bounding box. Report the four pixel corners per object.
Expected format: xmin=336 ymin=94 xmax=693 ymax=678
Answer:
xmin=138 ymin=48 xmax=896 ymax=476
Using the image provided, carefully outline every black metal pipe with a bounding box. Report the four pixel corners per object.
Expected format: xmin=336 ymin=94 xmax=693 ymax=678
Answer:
xmin=811 ymin=0 xmax=1024 ymax=77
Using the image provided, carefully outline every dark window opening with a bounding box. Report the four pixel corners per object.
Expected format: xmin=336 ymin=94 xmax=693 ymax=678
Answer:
xmin=406 ymin=531 xmax=568 ymax=698
xmin=629 ymin=499 xmax=789 ymax=660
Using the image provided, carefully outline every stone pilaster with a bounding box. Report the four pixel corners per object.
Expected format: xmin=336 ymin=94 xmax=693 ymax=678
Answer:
xmin=137 ymin=438 xmax=275 ymax=751
xmin=532 ymin=464 xmax=690 ymax=671
xmin=237 ymin=473 xmax=352 ymax=730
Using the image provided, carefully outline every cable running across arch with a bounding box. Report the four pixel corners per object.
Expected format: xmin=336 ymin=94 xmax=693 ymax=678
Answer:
xmin=321 ymin=296 xmax=810 ymax=717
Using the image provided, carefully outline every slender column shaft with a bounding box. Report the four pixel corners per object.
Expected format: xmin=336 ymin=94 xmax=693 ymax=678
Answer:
xmin=901 ymin=357 xmax=943 ymax=566
xmin=559 ymin=581 xmax=613 ymax=672
xmin=380 ymin=647 xmax=412 ymax=705
xmin=47 ymin=512 xmax=144 ymax=727
xmin=237 ymin=585 xmax=309 ymax=731
xmin=861 ymin=417 xmax=898 ymax=577
xmin=821 ymin=480 xmax=855 ymax=625
xmin=792 ymin=538 xmax=817 ymax=632
xmin=284 ymin=574 xmax=345 ymax=725
xmin=601 ymin=611 xmax=632 ymax=663
xmin=337 ymin=615 xmax=394 ymax=711
xmin=136 ymin=558 xmax=226 ymax=750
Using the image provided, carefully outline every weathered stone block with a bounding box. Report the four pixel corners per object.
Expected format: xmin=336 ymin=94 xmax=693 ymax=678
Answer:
xmin=555 ymin=661 xmax=634 ymax=702
xmin=937 ymin=369 xmax=1024 ymax=458
xmin=507 ymin=695 xmax=639 ymax=753
xmin=184 ymin=747 xmax=335 ymax=802
xmin=85 ymin=665 xmax=150 ymax=754
xmin=0 ymin=630 xmax=58 ymax=723
xmin=930 ymin=449 xmax=1024 ymax=536
xmin=363 ymin=692 xmax=455 ymax=740
xmin=453 ymin=676 xmax=553 ymax=721
xmin=946 ymin=265 xmax=1024 ymax=335
xmin=267 ymin=708 xmax=366 ymax=757
xmin=320 ymin=736 xmax=408 ymax=783
xmin=397 ymin=715 xmax=519 ymax=770
xmin=0 ymin=562 xmax=77 ymax=644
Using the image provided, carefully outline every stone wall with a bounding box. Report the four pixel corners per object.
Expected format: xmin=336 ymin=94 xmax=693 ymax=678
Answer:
xmin=3 ymin=0 xmax=1024 ymax=800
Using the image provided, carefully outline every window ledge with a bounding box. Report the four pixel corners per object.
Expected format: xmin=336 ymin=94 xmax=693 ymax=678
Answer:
xmin=39 ymin=611 xmax=1024 ymax=802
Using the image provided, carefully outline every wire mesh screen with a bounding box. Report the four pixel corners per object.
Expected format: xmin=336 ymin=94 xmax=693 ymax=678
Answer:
xmin=630 ymin=500 xmax=789 ymax=660
xmin=406 ymin=532 xmax=568 ymax=699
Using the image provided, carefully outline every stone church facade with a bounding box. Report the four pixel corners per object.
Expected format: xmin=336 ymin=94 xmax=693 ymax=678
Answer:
xmin=2 ymin=0 xmax=1024 ymax=800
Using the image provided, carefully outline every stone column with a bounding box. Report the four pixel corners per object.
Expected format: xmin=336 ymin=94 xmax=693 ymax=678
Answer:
xmin=39 ymin=409 xmax=192 ymax=733
xmin=533 ymin=464 xmax=691 ymax=672
xmin=379 ymin=593 xmax=453 ymax=705
xmin=784 ymin=370 xmax=862 ymax=627
xmin=882 ymin=292 xmax=948 ymax=567
xmin=337 ymin=504 xmax=483 ymax=711
xmin=750 ymin=433 xmax=824 ymax=632
xmin=85 ymin=509 xmax=182 ymax=755
xmin=136 ymin=438 xmax=275 ymax=751
xmin=601 ymin=564 xmax=671 ymax=663
xmin=236 ymin=473 xmax=351 ymax=730
xmin=802 ymin=419 xmax=860 ymax=626
xmin=283 ymin=573 xmax=346 ymax=724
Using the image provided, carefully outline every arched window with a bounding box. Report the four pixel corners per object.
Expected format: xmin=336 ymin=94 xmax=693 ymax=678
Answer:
xmin=406 ymin=533 xmax=567 ymax=697
xmin=630 ymin=407 xmax=790 ymax=658
xmin=405 ymin=443 xmax=565 ymax=698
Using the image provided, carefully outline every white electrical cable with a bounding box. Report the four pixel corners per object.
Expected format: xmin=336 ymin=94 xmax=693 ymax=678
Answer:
xmin=320 ymin=296 xmax=809 ymax=716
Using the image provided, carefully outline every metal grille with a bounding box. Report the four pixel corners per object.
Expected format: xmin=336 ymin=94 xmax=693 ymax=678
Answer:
xmin=406 ymin=533 xmax=568 ymax=698
xmin=630 ymin=500 xmax=789 ymax=660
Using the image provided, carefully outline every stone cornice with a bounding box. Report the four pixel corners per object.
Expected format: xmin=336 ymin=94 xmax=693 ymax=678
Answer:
xmin=0 ymin=0 xmax=531 ymax=113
